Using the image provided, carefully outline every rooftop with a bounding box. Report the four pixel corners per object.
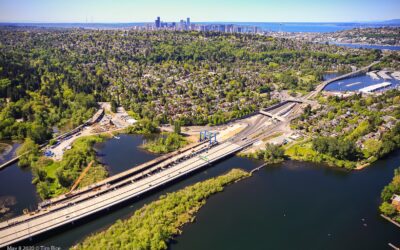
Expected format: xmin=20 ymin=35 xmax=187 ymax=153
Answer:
xmin=359 ymin=82 xmax=392 ymax=93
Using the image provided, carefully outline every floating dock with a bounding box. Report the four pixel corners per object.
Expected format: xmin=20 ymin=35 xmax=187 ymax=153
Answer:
xmin=377 ymin=71 xmax=392 ymax=80
xmin=359 ymin=82 xmax=392 ymax=93
xmin=366 ymin=71 xmax=379 ymax=80
xmin=391 ymin=71 xmax=400 ymax=81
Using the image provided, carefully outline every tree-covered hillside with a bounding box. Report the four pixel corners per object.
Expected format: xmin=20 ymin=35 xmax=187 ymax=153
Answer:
xmin=0 ymin=28 xmax=381 ymax=142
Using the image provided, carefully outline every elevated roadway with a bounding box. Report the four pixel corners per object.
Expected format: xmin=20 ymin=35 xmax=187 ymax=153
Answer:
xmin=0 ymin=61 xmax=380 ymax=247
xmin=0 ymin=115 xmax=270 ymax=247
xmin=259 ymin=101 xmax=297 ymax=121
xmin=305 ymin=61 xmax=379 ymax=99
xmin=0 ymin=141 xmax=246 ymax=247
xmin=260 ymin=61 xmax=380 ymax=122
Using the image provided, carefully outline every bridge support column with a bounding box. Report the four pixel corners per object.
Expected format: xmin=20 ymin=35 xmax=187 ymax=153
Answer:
xmin=199 ymin=130 xmax=217 ymax=144
xmin=200 ymin=130 xmax=210 ymax=142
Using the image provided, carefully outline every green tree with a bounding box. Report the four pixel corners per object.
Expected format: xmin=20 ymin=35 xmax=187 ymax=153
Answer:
xmin=379 ymin=202 xmax=396 ymax=216
xmin=36 ymin=181 xmax=52 ymax=199
xmin=263 ymin=143 xmax=285 ymax=163
xmin=56 ymin=169 xmax=76 ymax=188
xmin=17 ymin=138 xmax=40 ymax=168
xmin=111 ymin=100 xmax=118 ymax=113
xmin=126 ymin=119 xmax=159 ymax=135
xmin=0 ymin=78 xmax=11 ymax=98
xmin=174 ymin=120 xmax=181 ymax=134
xmin=312 ymin=136 xmax=358 ymax=161
xmin=304 ymin=104 xmax=312 ymax=117
xmin=27 ymin=123 xmax=51 ymax=144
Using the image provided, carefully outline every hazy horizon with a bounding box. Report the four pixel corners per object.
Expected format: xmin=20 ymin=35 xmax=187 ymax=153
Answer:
xmin=0 ymin=19 xmax=399 ymax=24
xmin=0 ymin=0 xmax=399 ymax=23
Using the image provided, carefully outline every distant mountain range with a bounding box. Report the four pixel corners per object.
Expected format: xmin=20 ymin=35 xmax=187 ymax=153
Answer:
xmin=379 ymin=19 xmax=400 ymax=24
xmin=0 ymin=19 xmax=398 ymax=33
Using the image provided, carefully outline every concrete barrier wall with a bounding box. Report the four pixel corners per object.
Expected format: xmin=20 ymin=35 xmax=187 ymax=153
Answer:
xmin=263 ymin=101 xmax=289 ymax=112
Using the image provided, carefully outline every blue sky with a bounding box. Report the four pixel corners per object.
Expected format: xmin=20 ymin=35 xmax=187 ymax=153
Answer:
xmin=0 ymin=0 xmax=399 ymax=23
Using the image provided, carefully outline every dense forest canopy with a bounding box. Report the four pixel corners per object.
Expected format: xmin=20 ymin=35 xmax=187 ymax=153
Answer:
xmin=0 ymin=27 xmax=381 ymax=143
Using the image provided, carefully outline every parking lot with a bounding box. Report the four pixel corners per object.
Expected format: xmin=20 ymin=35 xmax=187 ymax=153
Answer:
xmin=44 ymin=103 xmax=137 ymax=161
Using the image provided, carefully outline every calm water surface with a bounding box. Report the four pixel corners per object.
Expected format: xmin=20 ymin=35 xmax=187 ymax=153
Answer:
xmin=37 ymin=135 xmax=257 ymax=248
xmin=171 ymin=153 xmax=400 ymax=250
xmin=324 ymin=73 xmax=400 ymax=92
xmin=95 ymin=134 xmax=161 ymax=175
xmin=2 ymin=135 xmax=399 ymax=249
xmin=331 ymin=42 xmax=400 ymax=51
xmin=0 ymin=142 xmax=38 ymax=218
xmin=2 ymin=22 xmax=397 ymax=33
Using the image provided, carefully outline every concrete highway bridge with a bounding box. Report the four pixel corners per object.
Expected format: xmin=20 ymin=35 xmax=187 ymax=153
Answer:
xmin=259 ymin=60 xmax=380 ymax=121
xmin=0 ymin=61 xmax=380 ymax=247
xmin=305 ymin=61 xmax=379 ymax=99
xmin=259 ymin=100 xmax=300 ymax=122
xmin=0 ymin=109 xmax=105 ymax=171
xmin=0 ymin=114 xmax=272 ymax=247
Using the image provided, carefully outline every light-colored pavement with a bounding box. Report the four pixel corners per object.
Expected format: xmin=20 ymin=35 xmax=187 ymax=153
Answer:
xmin=4 ymin=64 xmax=368 ymax=246
xmin=48 ymin=103 xmax=135 ymax=161
xmin=0 ymin=140 xmax=245 ymax=247
xmin=0 ymin=112 xmax=272 ymax=247
xmin=50 ymin=127 xmax=91 ymax=160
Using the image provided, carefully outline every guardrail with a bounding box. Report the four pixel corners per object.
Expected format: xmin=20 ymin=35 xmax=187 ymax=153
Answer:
xmin=0 ymin=108 xmax=104 ymax=171
xmin=0 ymin=141 xmax=245 ymax=247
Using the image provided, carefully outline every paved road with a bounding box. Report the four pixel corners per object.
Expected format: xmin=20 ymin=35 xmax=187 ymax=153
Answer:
xmin=0 ymin=140 xmax=248 ymax=247
xmin=0 ymin=113 xmax=271 ymax=247
xmin=305 ymin=61 xmax=380 ymax=99
xmin=2 ymin=62 xmax=380 ymax=246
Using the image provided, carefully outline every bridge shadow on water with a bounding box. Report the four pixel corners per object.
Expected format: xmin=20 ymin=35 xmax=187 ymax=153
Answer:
xmin=12 ymin=153 xmax=260 ymax=249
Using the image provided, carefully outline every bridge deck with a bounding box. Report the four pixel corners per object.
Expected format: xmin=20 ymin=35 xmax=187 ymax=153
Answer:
xmin=259 ymin=110 xmax=286 ymax=121
xmin=0 ymin=61 xmax=381 ymax=247
xmin=38 ymin=141 xmax=208 ymax=208
xmin=306 ymin=61 xmax=379 ymax=99
xmin=0 ymin=141 xmax=245 ymax=247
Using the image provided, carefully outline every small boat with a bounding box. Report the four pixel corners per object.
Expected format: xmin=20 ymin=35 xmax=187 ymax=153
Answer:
xmin=114 ymin=136 xmax=120 ymax=139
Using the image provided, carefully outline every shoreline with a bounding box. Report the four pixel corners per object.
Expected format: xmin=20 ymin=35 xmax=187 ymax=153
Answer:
xmin=285 ymin=156 xmax=373 ymax=171
xmin=355 ymin=162 xmax=371 ymax=170
xmin=381 ymin=214 xmax=400 ymax=228
xmin=0 ymin=143 xmax=13 ymax=159
xmin=73 ymin=168 xmax=250 ymax=249
xmin=330 ymin=41 xmax=400 ymax=47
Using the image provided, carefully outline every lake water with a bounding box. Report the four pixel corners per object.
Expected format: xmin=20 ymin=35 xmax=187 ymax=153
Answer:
xmin=0 ymin=142 xmax=38 ymax=220
xmin=330 ymin=43 xmax=400 ymax=51
xmin=324 ymin=73 xmax=400 ymax=92
xmin=200 ymin=22 xmax=359 ymax=33
xmin=171 ymin=153 xmax=400 ymax=250
xmin=2 ymin=135 xmax=400 ymax=249
xmin=0 ymin=134 xmax=158 ymax=220
xmin=35 ymin=135 xmax=259 ymax=248
xmin=2 ymin=22 xmax=397 ymax=33
xmin=95 ymin=134 xmax=161 ymax=175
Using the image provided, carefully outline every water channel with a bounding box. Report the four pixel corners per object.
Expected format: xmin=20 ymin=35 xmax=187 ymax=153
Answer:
xmin=330 ymin=42 xmax=400 ymax=51
xmin=323 ymin=71 xmax=400 ymax=92
xmin=1 ymin=135 xmax=399 ymax=249
xmin=0 ymin=142 xmax=37 ymax=220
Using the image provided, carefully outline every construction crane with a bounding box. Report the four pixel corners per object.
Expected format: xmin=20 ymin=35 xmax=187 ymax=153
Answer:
xmin=69 ymin=160 xmax=94 ymax=193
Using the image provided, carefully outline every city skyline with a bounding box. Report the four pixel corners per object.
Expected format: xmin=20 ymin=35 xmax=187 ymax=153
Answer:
xmin=0 ymin=0 xmax=399 ymax=23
